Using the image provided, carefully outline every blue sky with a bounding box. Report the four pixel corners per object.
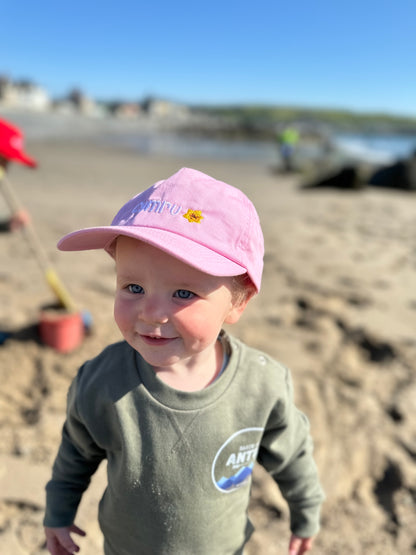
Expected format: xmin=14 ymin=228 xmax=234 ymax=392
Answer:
xmin=2 ymin=1 xmax=415 ymax=116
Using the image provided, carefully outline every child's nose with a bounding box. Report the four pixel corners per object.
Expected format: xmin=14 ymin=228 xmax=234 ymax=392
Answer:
xmin=139 ymin=296 xmax=169 ymax=325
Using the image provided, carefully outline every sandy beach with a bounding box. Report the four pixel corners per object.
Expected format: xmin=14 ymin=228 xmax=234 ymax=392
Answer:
xmin=1 ymin=135 xmax=415 ymax=554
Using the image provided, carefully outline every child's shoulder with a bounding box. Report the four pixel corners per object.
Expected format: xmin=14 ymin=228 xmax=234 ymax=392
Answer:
xmin=225 ymin=333 xmax=295 ymax=413
xmin=227 ymin=332 xmax=291 ymax=383
xmin=75 ymin=340 xmax=137 ymax=393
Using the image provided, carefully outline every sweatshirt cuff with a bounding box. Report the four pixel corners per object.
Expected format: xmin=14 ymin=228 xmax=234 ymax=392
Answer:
xmin=289 ymin=503 xmax=322 ymax=538
xmin=43 ymin=486 xmax=82 ymax=527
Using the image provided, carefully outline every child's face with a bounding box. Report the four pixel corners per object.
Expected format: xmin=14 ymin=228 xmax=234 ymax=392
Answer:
xmin=114 ymin=237 xmax=248 ymax=372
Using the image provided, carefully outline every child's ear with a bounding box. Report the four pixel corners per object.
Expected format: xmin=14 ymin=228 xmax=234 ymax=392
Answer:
xmin=224 ymin=290 xmax=256 ymax=325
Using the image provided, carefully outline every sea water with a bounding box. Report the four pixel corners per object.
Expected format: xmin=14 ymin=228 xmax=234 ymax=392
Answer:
xmin=3 ymin=108 xmax=416 ymax=165
xmin=333 ymin=133 xmax=416 ymax=164
xmin=98 ymin=130 xmax=416 ymax=165
xmin=95 ymin=129 xmax=416 ymax=165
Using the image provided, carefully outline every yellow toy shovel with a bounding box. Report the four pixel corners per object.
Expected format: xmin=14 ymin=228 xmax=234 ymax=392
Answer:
xmin=0 ymin=168 xmax=77 ymax=312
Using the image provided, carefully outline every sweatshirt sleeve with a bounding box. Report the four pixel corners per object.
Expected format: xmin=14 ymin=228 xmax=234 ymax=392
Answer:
xmin=257 ymin=366 xmax=324 ymax=538
xmin=44 ymin=369 xmax=106 ymax=527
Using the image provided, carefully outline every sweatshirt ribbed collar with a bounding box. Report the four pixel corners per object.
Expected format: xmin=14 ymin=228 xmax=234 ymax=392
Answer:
xmin=134 ymin=331 xmax=240 ymax=411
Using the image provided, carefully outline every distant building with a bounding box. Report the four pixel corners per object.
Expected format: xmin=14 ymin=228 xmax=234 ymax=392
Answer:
xmin=66 ymin=88 xmax=99 ymax=116
xmin=0 ymin=76 xmax=50 ymax=110
xmin=142 ymin=97 xmax=190 ymax=119
xmin=112 ymin=102 xmax=142 ymax=119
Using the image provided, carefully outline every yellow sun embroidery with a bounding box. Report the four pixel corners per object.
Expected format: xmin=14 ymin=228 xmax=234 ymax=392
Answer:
xmin=183 ymin=209 xmax=204 ymax=223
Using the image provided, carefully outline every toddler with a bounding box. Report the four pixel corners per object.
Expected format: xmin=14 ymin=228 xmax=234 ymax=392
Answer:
xmin=44 ymin=167 xmax=324 ymax=555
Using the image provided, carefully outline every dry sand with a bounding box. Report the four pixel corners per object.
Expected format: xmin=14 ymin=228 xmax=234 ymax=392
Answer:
xmin=1 ymin=138 xmax=415 ymax=554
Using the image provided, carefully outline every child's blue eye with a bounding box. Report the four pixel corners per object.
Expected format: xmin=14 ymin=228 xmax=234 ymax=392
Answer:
xmin=128 ymin=284 xmax=144 ymax=294
xmin=175 ymin=289 xmax=194 ymax=299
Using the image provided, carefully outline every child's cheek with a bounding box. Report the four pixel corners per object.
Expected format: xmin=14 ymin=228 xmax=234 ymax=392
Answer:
xmin=114 ymin=296 xmax=134 ymax=332
xmin=176 ymin=306 xmax=217 ymax=342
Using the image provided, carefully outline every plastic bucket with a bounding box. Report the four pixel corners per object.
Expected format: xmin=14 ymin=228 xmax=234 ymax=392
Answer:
xmin=39 ymin=310 xmax=84 ymax=353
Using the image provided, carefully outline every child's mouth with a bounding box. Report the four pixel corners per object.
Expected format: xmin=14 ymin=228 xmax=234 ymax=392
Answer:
xmin=140 ymin=335 xmax=174 ymax=346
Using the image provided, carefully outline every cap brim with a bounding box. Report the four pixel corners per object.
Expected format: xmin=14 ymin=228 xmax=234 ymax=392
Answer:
xmin=58 ymin=226 xmax=247 ymax=278
xmin=13 ymin=151 xmax=37 ymax=168
xmin=0 ymin=148 xmax=37 ymax=168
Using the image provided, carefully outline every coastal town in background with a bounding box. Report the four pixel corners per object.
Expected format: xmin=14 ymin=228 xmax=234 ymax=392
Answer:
xmin=0 ymin=74 xmax=194 ymax=123
xmin=2 ymin=73 xmax=416 ymax=190
xmin=2 ymin=74 xmax=416 ymax=140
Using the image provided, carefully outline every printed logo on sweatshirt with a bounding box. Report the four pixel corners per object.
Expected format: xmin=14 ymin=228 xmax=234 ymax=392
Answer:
xmin=211 ymin=428 xmax=263 ymax=493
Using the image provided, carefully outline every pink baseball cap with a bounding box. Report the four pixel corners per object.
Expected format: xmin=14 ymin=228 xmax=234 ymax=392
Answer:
xmin=58 ymin=167 xmax=264 ymax=291
xmin=0 ymin=118 xmax=37 ymax=167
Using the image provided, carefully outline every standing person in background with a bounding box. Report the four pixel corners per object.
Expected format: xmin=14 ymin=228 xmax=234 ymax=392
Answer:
xmin=0 ymin=118 xmax=37 ymax=232
xmin=277 ymin=126 xmax=299 ymax=172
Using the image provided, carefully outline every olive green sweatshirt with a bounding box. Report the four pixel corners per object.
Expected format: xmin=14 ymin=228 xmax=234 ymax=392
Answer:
xmin=44 ymin=332 xmax=324 ymax=554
